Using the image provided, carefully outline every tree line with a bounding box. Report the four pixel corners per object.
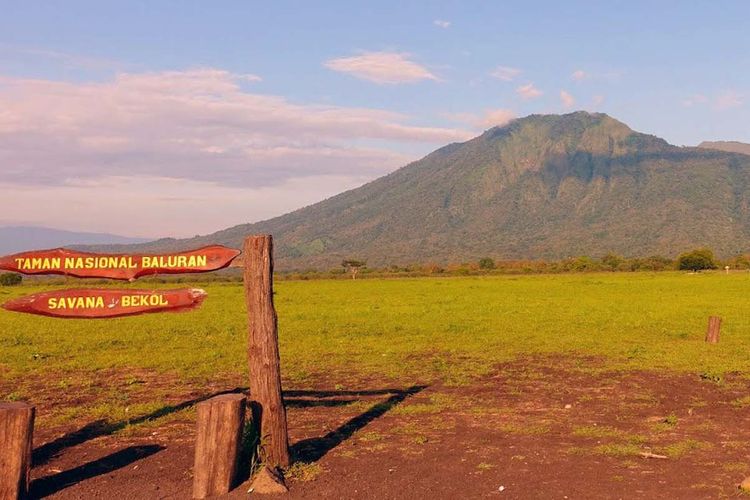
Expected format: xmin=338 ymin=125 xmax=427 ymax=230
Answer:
xmin=0 ymin=248 xmax=741 ymax=285
xmin=279 ymin=247 xmax=741 ymax=280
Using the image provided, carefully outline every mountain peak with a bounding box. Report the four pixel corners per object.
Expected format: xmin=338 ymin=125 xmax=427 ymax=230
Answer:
xmin=468 ymin=112 xmax=671 ymax=184
xmin=487 ymin=111 xmax=625 ymax=132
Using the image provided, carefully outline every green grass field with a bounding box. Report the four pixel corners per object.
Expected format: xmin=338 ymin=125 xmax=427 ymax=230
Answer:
xmin=2 ymin=271 xmax=750 ymax=429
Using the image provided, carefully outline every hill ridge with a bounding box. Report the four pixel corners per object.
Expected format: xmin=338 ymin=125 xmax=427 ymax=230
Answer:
xmin=85 ymin=112 xmax=750 ymax=268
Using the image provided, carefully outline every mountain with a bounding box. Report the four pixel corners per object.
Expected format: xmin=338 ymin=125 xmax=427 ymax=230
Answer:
xmin=89 ymin=112 xmax=750 ymax=268
xmin=698 ymin=141 xmax=750 ymax=156
xmin=0 ymin=226 xmax=149 ymax=255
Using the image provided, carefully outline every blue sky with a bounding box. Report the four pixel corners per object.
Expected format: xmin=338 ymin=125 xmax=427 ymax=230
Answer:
xmin=1 ymin=1 xmax=748 ymax=237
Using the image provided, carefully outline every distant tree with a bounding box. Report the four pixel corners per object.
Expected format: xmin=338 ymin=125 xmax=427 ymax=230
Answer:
xmin=570 ymin=256 xmax=598 ymax=272
xmin=637 ymin=255 xmax=674 ymax=271
xmin=0 ymin=273 xmax=22 ymax=286
xmin=730 ymin=254 xmax=750 ymax=270
xmin=601 ymin=253 xmax=623 ymax=271
xmin=341 ymin=259 xmax=366 ymax=279
xmin=478 ymin=257 xmax=496 ymax=270
xmin=677 ymin=248 xmax=717 ymax=271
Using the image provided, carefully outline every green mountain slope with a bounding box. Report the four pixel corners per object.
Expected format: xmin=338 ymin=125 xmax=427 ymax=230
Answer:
xmin=96 ymin=112 xmax=750 ymax=268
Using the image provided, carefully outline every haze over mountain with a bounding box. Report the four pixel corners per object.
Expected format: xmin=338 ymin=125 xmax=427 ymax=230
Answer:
xmin=0 ymin=226 xmax=149 ymax=255
xmin=698 ymin=141 xmax=750 ymax=156
xmin=91 ymin=112 xmax=750 ymax=269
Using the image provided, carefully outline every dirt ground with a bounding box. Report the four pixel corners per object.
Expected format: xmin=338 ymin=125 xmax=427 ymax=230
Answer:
xmin=18 ymin=356 xmax=750 ymax=499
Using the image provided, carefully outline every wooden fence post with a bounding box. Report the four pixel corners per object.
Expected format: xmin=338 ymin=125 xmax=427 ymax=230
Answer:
xmin=706 ymin=316 xmax=722 ymax=344
xmin=192 ymin=394 xmax=246 ymax=498
xmin=243 ymin=235 xmax=290 ymax=469
xmin=0 ymin=402 xmax=35 ymax=500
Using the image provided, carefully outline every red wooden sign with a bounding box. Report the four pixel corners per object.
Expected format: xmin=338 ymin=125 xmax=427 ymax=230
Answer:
xmin=0 ymin=245 xmax=240 ymax=281
xmin=1 ymin=288 xmax=208 ymax=319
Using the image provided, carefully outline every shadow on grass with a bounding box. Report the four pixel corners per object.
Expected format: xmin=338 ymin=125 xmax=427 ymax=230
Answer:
xmin=289 ymin=385 xmax=427 ymax=463
xmin=30 ymin=444 xmax=164 ymax=498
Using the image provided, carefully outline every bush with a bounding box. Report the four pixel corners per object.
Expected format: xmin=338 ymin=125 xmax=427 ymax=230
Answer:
xmin=601 ymin=253 xmax=623 ymax=271
xmin=677 ymin=248 xmax=717 ymax=271
xmin=478 ymin=257 xmax=495 ymax=270
xmin=0 ymin=273 xmax=22 ymax=286
xmin=729 ymin=254 xmax=750 ymax=270
xmin=570 ymin=256 xmax=599 ymax=272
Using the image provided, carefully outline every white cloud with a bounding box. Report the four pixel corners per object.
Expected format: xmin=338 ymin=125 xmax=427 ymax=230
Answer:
xmin=324 ymin=51 xmax=438 ymax=84
xmin=715 ymin=90 xmax=743 ymax=110
xmin=0 ymin=67 xmax=478 ymax=235
xmin=0 ymin=68 xmax=472 ymax=192
xmin=477 ymin=109 xmax=516 ymax=128
xmin=571 ymin=70 xmax=587 ymax=81
xmin=445 ymin=108 xmax=516 ymax=129
xmin=571 ymin=69 xmax=622 ymax=83
xmin=490 ymin=66 xmax=522 ymax=82
xmin=433 ymin=19 xmax=451 ymax=28
xmin=560 ymin=90 xmax=575 ymax=109
xmin=592 ymin=95 xmax=605 ymax=106
xmin=0 ymin=69 xmax=482 ymax=225
xmin=516 ymin=83 xmax=543 ymax=100
xmin=237 ymin=73 xmax=262 ymax=82
xmin=681 ymin=91 xmax=743 ymax=110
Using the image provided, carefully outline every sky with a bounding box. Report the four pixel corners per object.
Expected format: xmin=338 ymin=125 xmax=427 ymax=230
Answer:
xmin=1 ymin=1 xmax=748 ymax=238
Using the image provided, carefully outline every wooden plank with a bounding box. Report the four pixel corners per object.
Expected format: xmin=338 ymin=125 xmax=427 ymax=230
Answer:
xmin=243 ymin=235 xmax=290 ymax=469
xmin=0 ymin=245 xmax=240 ymax=281
xmin=706 ymin=316 xmax=721 ymax=344
xmin=0 ymin=402 xmax=35 ymax=500
xmin=2 ymin=288 xmax=207 ymax=319
xmin=192 ymin=394 xmax=246 ymax=499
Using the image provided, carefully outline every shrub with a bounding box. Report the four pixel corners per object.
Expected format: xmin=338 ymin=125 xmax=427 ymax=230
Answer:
xmin=570 ymin=256 xmax=598 ymax=272
xmin=0 ymin=273 xmax=22 ymax=286
xmin=677 ymin=248 xmax=717 ymax=271
xmin=729 ymin=254 xmax=750 ymax=270
xmin=478 ymin=257 xmax=495 ymax=270
xmin=601 ymin=253 xmax=623 ymax=271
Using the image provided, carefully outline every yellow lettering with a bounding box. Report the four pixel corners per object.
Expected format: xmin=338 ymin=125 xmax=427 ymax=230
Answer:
xmin=48 ymin=298 xmax=57 ymax=309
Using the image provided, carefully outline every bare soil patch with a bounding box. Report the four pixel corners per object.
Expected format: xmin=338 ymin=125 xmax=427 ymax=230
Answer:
xmin=18 ymin=355 xmax=750 ymax=499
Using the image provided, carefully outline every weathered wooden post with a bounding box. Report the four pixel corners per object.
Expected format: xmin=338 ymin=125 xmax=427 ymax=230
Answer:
xmin=0 ymin=402 xmax=35 ymax=500
xmin=243 ymin=235 xmax=290 ymax=471
xmin=706 ymin=316 xmax=722 ymax=344
xmin=192 ymin=394 xmax=246 ymax=499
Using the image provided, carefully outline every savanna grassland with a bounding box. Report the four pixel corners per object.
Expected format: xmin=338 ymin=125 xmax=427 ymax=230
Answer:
xmin=3 ymin=272 xmax=750 ymax=498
